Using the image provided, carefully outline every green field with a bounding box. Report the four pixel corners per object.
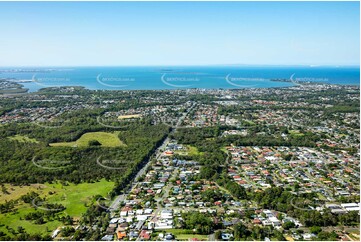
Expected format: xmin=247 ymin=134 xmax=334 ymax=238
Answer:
xmin=49 ymin=131 xmax=124 ymax=147
xmin=0 ymin=179 xmax=114 ymax=236
xmin=162 ymin=229 xmax=208 ymax=241
xmin=7 ymin=135 xmax=39 ymax=143
xmin=289 ymin=130 xmax=304 ymax=137
xmin=242 ymin=119 xmax=255 ymax=126
xmin=175 ymin=145 xmax=204 ymax=156
xmin=176 ymin=234 xmax=208 ymax=240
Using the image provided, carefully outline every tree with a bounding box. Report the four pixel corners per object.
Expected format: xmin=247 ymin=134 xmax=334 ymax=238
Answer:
xmin=214 ymin=230 xmax=222 ymax=240
xmin=317 ymin=231 xmax=338 ymax=241
xmin=34 ymin=217 xmax=45 ymax=224
xmin=17 ymin=226 xmax=25 ymax=234
xmin=282 ymin=221 xmax=295 ymax=230
xmin=233 ymin=223 xmax=250 ymax=240
xmin=88 ymin=140 xmax=101 ymax=146
xmin=310 ymin=226 xmax=322 ymax=235
xmin=273 ymin=230 xmax=286 ymax=241
xmin=181 ymin=212 xmax=214 ymax=234
xmin=61 ymin=226 xmax=75 ymax=237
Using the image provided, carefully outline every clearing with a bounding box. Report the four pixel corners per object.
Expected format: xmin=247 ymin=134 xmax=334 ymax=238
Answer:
xmin=49 ymin=131 xmax=125 ymax=147
xmin=174 ymin=145 xmax=204 ymax=156
xmin=0 ymin=179 xmax=114 ymax=236
xmin=118 ymin=114 xmax=141 ymax=120
xmin=7 ymin=135 xmax=39 ymax=143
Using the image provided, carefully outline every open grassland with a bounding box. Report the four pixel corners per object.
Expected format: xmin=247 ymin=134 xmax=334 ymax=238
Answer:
xmin=0 ymin=179 xmax=114 ymax=236
xmin=0 ymin=184 xmax=46 ymax=204
xmin=0 ymin=203 xmax=62 ymax=236
xmin=44 ymin=180 xmax=114 ymax=217
xmin=49 ymin=131 xmax=124 ymax=147
xmin=7 ymin=135 xmax=39 ymax=143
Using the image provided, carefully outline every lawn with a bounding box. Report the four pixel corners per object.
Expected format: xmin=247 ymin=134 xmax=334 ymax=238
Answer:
xmin=162 ymin=229 xmax=193 ymax=235
xmin=175 ymin=145 xmax=203 ymax=156
xmin=289 ymin=130 xmax=304 ymax=137
xmin=0 ymin=179 xmax=114 ymax=236
xmin=162 ymin=229 xmax=208 ymax=241
xmin=7 ymin=135 xmax=39 ymax=143
xmin=242 ymin=119 xmax=255 ymax=126
xmin=49 ymin=131 xmax=125 ymax=147
xmin=285 ymin=235 xmax=295 ymax=241
xmin=317 ymin=193 xmax=326 ymax=201
xmin=176 ymin=234 xmax=208 ymax=240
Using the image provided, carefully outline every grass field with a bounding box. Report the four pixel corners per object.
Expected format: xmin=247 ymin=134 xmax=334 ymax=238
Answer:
xmin=242 ymin=119 xmax=255 ymax=126
xmin=49 ymin=131 xmax=124 ymax=147
xmin=118 ymin=114 xmax=141 ymax=120
xmin=0 ymin=179 xmax=114 ymax=236
xmin=162 ymin=229 xmax=208 ymax=241
xmin=176 ymin=234 xmax=208 ymax=240
xmin=7 ymin=135 xmax=39 ymax=143
xmin=175 ymin=145 xmax=204 ymax=156
xmin=0 ymin=184 xmax=46 ymax=204
xmin=289 ymin=130 xmax=304 ymax=137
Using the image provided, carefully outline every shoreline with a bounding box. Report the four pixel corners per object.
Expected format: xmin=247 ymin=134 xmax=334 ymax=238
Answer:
xmin=1 ymin=77 xmax=360 ymax=95
xmin=30 ymin=82 xmax=361 ymax=94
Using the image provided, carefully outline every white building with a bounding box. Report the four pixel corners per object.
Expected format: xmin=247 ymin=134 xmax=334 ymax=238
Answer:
xmin=160 ymin=209 xmax=173 ymax=219
xmin=341 ymin=203 xmax=360 ymax=212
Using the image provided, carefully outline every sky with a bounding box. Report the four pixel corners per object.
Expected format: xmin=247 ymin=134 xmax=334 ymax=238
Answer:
xmin=0 ymin=1 xmax=359 ymax=66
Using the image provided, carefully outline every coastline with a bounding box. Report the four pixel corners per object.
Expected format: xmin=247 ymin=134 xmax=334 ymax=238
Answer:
xmin=0 ymin=66 xmax=359 ymax=93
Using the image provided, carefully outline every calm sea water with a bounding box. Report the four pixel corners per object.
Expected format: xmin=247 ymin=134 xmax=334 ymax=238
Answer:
xmin=0 ymin=66 xmax=359 ymax=92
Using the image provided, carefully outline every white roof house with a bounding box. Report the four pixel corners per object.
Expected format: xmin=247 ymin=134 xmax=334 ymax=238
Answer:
xmin=136 ymin=215 xmax=149 ymax=221
xmin=340 ymin=203 xmax=360 ymax=212
xmin=161 ymin=209 xmax=173 ymax=219
xmin=144 ymin=208 xmax=153 ymax=214
xmin=341 ymin=203 xmax=359 ymax=208
xmin=154 ymin=219 xmax=173 ymax=229
xmin=269 ymin=217 xmax=281 ymax=226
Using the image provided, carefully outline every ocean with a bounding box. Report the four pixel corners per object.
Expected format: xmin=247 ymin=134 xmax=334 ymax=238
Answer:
xmin=0 ymin=66 xmax=359 ymax=92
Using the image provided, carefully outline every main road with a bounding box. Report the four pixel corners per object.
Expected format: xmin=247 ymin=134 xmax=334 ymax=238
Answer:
xmin=108 ymin=103 xmax=196 ymax=213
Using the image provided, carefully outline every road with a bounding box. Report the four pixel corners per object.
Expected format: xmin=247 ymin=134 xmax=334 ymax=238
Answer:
xmin=108 ymin=103 xmax=196 ymax=213
xmin=108 ymin=136 xmax=169 ymax=213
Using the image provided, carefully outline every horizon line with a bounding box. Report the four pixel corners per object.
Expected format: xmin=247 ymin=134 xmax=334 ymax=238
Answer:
xmin=0 ymin=64 xmax=359 ymax=68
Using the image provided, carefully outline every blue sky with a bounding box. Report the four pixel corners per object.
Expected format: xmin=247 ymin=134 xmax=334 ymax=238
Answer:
xmin=0 ymin=1 xmax=359 ymax=66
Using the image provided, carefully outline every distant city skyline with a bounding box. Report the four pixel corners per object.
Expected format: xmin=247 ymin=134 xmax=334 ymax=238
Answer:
xmin=0 ymin=1 xmax=359 ymax=66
